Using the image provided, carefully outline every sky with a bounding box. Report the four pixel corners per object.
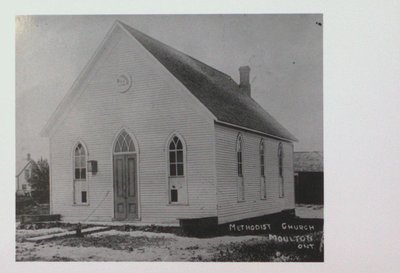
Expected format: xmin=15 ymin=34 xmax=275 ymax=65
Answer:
xmin=15 ymin=14 xmax=322 ymax=169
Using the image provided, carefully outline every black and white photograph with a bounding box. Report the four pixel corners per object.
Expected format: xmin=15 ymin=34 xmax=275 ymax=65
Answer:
xmin=15 ymin=14 xmax=324 ymax=262
xmin=6 ymin=2 xmax=400 ymax=271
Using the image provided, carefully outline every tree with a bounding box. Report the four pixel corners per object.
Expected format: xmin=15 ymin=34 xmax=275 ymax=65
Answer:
xmin=28 ymin=158 xmax=49 ymax=204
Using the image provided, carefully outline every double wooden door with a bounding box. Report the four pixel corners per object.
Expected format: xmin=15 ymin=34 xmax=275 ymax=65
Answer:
xmin=113 ymin=154 xmax=138 ymax=220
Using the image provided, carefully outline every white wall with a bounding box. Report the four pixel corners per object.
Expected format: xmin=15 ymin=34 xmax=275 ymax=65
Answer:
xmin=49 ymin=25 xmax=217 ymax=224
xmin=215 ymin=124 xmax=295 ymax=224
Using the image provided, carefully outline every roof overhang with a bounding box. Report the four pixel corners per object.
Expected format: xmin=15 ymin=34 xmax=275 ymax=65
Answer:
xmin=215 ymin=120 xmax=298 ymax=142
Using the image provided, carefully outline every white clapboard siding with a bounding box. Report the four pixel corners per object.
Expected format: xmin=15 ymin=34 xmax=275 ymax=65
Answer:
xmin=215 ymin=124 xmax=295 ymax=224
xmin=49 ymin=26 xmax=217 ymax=224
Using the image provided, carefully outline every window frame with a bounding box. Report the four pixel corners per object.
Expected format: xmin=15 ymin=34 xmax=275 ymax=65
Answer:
xmin=168 ymin=136 xmax=185 ymax=178
xmin=72 ymin=142 xmax=89 ymax=205
xmin=260 ymin=139 xmax=267 ymax=200
xmin=236 ymin=133 xmax=243 ymax=177
xmin=74 ymin=143 xmax=87 ymax=181
xmin=278 ymin=142 xmax=284 ymax=198
xmin=236 ymin=133 xmax=245 ymax=202
xmin=166 ymin=133 xmax=188 ymax=205
xmin=114 ymin=129 xmax=136 ymax=154
xmin=260 ymin=139 xmax=265 ymax=177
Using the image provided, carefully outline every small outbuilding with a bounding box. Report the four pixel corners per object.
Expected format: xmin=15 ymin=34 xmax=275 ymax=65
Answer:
xmin=16 ymin=154 xmax=33 ymax=196
xmin=294 ymin=151 xmax=324 ymax=204
xmin=41 ymin=21 xmax=297 ymax=225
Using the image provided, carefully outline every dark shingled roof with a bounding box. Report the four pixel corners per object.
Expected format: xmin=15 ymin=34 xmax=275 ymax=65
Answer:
xmin=294 ymin=152 xmax=324 ymax=172
xmin=120 ymin=22 xmax=296 ymax=141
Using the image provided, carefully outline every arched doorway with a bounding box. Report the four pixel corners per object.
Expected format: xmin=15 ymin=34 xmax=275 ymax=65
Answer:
xmin=113 ymin=129 xmax=138 ymax=220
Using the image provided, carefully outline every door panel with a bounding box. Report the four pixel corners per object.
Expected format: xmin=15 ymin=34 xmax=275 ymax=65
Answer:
xmin=127 ymin=157 xmax=136 ymax=197
xmin=116 ymin=158 xmax=124 ymax=197
xmin=126 ymin=155 xmax=138 ymax=219
xmin=113 ymin=155 xmax=126 ymax=220
xmin=113 ymin=154 xmax=138 ymax=220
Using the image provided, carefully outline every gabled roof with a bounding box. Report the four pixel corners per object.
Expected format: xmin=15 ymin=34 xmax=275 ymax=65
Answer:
xmin=16 ymin=160 xmax=33 ymax=178
xmin=42 ymin=21 xmax=296 ymax=142
xmin=294 ymin=151 xmax=323 ymax=172
xmin=119 ymin=22 xmax=296 ymax=142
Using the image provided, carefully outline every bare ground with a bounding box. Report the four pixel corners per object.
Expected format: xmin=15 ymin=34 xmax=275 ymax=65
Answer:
xmin=16 ymin=229 xmax=323 ymax=262
xmin=16 ymin=230 xmax=271 ymax=261
xmin=16 ymin=205 xmax=323 ymax=262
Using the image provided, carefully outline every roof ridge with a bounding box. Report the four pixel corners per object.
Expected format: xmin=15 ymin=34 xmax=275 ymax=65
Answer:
xmin=118 ymin=21 xmax=238 ymax=85
xmin=117 ymin=20 xmax=296 ymax=142
xmin=16 ymin=160 xmax=33 ymax=177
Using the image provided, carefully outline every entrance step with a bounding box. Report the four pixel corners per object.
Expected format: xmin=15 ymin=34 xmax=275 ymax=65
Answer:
xmin=25 ymin=226 xmax=111 ymax=242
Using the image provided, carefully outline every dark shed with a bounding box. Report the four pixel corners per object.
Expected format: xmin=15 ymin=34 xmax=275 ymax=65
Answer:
xmin=294 ymin=152 xmax=323 ymax=204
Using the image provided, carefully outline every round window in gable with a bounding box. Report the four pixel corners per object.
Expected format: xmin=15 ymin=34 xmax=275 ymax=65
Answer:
xmin=116 ymin=74 xmax=132 ymax=93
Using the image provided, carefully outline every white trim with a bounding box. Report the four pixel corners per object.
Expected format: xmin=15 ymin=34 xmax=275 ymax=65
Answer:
xmin=164 ymin=131 xmax=188 ymax=205
xmin=113 ymin=129 xmax=137 ymax=154
xmin=236 ymin=132 xmax=245 ymax=202
xmin=259 ymin=138 xmax=265 ymax=178
xmin=236 ymin=132 xmax=243 ymax=177
xmin=71 ymin=139 xmax=89 ymax=160
xmin=111 ymin=127 xmax=140 ymax=155
xmin=259 ymin=138 xmax=267 ymax=200
xmin=111 ymin=151 xmax=136 ymax=155
xmin=215 ymin=120 xmax=297 ymax=143
xmin=278 ymin=142 xmax=285 ymax=198
xmin=71 ymin=140 xmax=89 ymax=205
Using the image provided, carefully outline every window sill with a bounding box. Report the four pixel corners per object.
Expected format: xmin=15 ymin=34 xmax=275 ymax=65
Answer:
xmin=167 ymin=203 xmax=189 ymax=206
xmin=72 ymin=203 xmax=90 ymax=206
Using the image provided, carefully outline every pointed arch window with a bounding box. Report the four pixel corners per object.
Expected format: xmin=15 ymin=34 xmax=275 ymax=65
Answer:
xmin=236 ymin=134 xmax=243 ymax=177
xmin=278 ymin=142 xmax=284 ymax=198
xmin=167 ymin=134 xmax=187 ymax=204
xmin=74 ymin=143 xmax=86 ymax=180
xmin=260 ymin=139 xmax=265 ymax=177
xmin=168 ymin=136 xmax=184 ymax=177
xmin=278 ymin=142 xmax=283 ymax=178
xmin=114 ymin=130 xmax=135 ymax=153
xmin=73 ymin=143 xmax=88 ymax=204
xmin=260 ymin=139 xmax=267 ymax=200
xmin=236 ymin=133 xmax=245 ymax=201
